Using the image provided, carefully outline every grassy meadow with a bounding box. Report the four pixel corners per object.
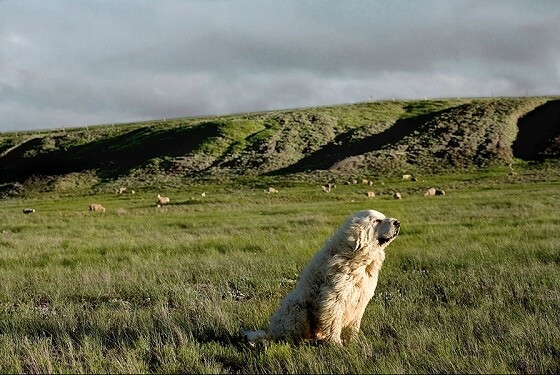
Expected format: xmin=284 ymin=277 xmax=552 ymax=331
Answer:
xmin=0 ymin=169 xmax=559 ymax=373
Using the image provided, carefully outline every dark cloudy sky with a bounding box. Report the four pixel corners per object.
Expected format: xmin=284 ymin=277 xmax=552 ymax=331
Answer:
xmin=1 ymin=1 xmax=559 ymax=131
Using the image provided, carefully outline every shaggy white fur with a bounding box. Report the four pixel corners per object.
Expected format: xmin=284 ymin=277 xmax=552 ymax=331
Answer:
xmin=245 ymin=209 xmax=400 ymax=346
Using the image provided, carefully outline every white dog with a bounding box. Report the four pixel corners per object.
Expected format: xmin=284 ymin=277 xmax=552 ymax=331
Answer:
xmin=245 ymin=209 xmax=400 ymax=345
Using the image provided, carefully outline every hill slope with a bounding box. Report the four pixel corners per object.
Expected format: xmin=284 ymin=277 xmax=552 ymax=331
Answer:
xmin=1 ymin=97 xmax=559 ymax=193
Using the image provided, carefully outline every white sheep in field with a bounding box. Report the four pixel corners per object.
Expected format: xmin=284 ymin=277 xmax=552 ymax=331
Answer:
xmin=424 ymin=188 xmax=436 ymax=196
xmin=424 ymin=188 xmax=445 ymax=196
xmin=266 ymin=187 xmax=279 ymax=194
xmin=393 ymin=192 xmax=402 ymax=199
xmin=89 ymin=203 xmax=106 ymax=212
xmin=435 ymin=189 xmax=446 ymax=196
xmin=366 ymin=191 xmax=376 ymax=198
xmin=157 ymin=194 xmax=170 ymax=205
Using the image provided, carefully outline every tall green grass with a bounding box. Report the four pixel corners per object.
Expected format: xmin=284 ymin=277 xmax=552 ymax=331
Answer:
xmin=0 ymin=172 xmax=559 ymax=373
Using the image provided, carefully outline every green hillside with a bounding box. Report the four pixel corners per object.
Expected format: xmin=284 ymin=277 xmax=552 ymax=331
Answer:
xmin=1 ymin=97 xmax=559 ymax=195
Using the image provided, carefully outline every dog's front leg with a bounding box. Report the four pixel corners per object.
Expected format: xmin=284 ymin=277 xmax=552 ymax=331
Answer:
xmin=343 ymin=311 xmax=365 ymax=342
xmin=316 ymin=286 xmax=347 ymax=345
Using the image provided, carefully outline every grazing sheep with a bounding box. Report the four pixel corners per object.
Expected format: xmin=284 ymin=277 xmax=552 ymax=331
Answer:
xmin=435 ymin=189 xmax=445 ymax=196
xmin=322 ymin=185 xmax=331 ymax=193
xmin=393 ymin=192 xmax=402 ymax=199
xmin=368 ymin=181 xmax=374 ymax=186
xmin=424 ymin=188 xmax=436 ymax=196
xmin=157 ymin=194 xmax=170 ymax=205
xmin=89 ymin=203 xmax=106 ymax=212
xmin=362 ymin=179 xmax=369 ymax=185
xmin=267 ymin=187 xmax=279 ymax=194
xmin=402 ymin=174 xmax=412 ymax=180
xmin=366 ymin=191 xmax=376 ymax=198
xmin=115 ymin=187 xmax=127 ymax=194
xmin=22 ymin=208 xmax=35 ymax=214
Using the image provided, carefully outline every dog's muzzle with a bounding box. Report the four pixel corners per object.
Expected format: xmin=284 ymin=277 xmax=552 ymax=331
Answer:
xmin=378 ymin=220 xmax=400 ymax=244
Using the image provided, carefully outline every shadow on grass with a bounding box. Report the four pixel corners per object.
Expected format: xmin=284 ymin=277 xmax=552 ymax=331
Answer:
xmin=513 ymin=100 xmax=560 ymax=160
xmin=269 ymin=111 xmax=440 ymax=174
xmin=0 ymin=122 xmax=222 ymax=183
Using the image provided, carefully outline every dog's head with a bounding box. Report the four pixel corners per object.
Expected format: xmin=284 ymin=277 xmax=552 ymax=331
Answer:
xmin=346 ymin=209 xmax=400 ymax=251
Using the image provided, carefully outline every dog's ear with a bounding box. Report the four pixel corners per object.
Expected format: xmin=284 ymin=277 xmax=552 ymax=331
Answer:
xmin=352 ymin=225 xmax=362 ymax=251
xmin=352 ymin=219 xmax=375 ymax=251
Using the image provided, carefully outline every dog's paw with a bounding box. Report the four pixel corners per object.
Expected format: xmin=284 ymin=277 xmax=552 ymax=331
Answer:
xmin=242 ymin=330 xmax=268 ymax=347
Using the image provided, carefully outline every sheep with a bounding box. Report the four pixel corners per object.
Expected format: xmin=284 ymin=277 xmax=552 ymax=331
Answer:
xmin=393 ymin=192 xmax=402 ymax=199
xmin=89 ymin=203 xmax=106 ymax=212
xmin=366 ymin=191 xmax=376 ymax=198
xmin=321 ymin=185 xmax=331 ymax=193
xmin=424 ymin=188 xmax=436 ymax=197
xmin=115 ymin=187 xmax=127 ymax=194
xmin=352 ymin=180 xmax=358 ymax=184
xmin=435 ymin=189 xmax=446 ymax=196
xmin=368 ymin=180 xmax=374 ymax=186
xmin=402 ymin=174 xmax=412 ymax=180
xmin=362 ymin=179 xmax=369 ymax=184
xmin=22 ymin=208 xmax=36 ymax=214
xmin=267 ymin=187 xmax=279 ymax=193
xmin=157 ymin=194 xmax=170 ymax=205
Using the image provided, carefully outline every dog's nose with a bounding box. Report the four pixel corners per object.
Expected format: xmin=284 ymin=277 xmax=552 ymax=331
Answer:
xmin=393 ymin=220 xmax=400 ymax=227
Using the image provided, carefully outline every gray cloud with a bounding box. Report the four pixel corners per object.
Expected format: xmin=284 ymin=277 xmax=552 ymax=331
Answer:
xmin=1 ymin=0 xmax=559 ymax=131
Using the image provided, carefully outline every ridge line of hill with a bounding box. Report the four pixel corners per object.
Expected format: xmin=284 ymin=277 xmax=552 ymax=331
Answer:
xmin=0 ymin=96 xmax=559 ymax=195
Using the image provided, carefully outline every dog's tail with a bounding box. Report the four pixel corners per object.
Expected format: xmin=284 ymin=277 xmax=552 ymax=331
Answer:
xmin=242 ymin=330 xmax=269 ymax=346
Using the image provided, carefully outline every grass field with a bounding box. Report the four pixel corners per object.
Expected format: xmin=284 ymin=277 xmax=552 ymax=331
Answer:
xmin=0 ymin=169 xmax=559 ymax=373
